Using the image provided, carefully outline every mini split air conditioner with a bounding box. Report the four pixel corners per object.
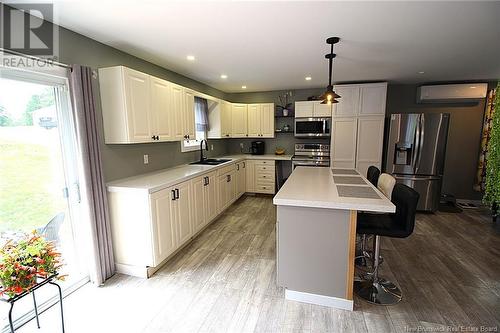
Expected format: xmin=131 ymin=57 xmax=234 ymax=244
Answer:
xmin=416 ymin=83 xmax=488 ymax=103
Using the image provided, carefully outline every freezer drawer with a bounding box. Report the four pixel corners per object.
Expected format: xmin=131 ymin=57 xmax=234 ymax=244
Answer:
xmin=393 ymin=175 xmax=442 ymax=212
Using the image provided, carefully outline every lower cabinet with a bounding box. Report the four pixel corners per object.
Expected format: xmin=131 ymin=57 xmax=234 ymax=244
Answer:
xmin=236 ymin=161 xmax=246 ymax=197
xmin=246 ymin=159 xmax=276 ymax=194
xmin=217 ymin=169 xmax=236 ymax=213
xmin=192 ymin=171 xmax=217 ymax=234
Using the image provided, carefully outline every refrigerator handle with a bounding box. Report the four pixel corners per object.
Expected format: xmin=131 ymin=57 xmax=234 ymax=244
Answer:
xmin=415 ymin=114 xmax=425 ymax=173
xmin=412 ymin=115 xmax=421 ymax=172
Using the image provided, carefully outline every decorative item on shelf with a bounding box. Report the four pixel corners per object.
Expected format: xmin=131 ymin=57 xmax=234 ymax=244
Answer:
xmin=275 ymin=147 xmax=285 ymax=155
xmin=277 ymin=91 xmax=293 ymax=116
xmin=320 ymin=37 xmax=341 ymax=105
xmin=0 ymin=232 xmax=64 ymax=298
xmin=283 ymin=124 xmax=291 ymax=132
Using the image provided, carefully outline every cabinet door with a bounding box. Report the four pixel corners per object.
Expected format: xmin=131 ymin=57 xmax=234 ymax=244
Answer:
xmin=184 ymin=90 xmax=196 ymax=139
xmin=205 ymin=171 xmax=218 ymax=223
xmin=170 ymin=84 xmax=186 ymax=140
xmin=235 ymin=162 xmax=246 ymax=197
xmin=191 ymin=176 xmax=206 ymax=234
xmin=245 ymin=160 xmax=255 ymax=192
xmin=294 ymin=101 xmax=313 ymax=118
xmin=217 ymin=175 xmax=228 ymax=213
xmin=231 ymin=104 xmax=248 ymax=138
xmin=221 ymin=101 xmax=233 ymax=138
xmin=123 ymin=68 xmax=152 ymax=142
xmin=334 ymin=85 xmax=359 ymax=117
xmin=331 ymin=118 xmax=358 ymax=169
xmin=312 ymin=101 xmax=332 ymax=117
xmin=260 ymin=103 xmax=275 ymax=137
xmin=359 ymin=84 xmax=387 ymax=116
xmin=150 ymin=188 xmax=176 ymax=265
xmin=174 ymin=181 xmax=192 ymax=246
xmin=150 ymin=77 xmax=172 ymax=141
xmin=356 ymin=117 xmax=385 ymax=177
xmin=247 ymin=104 xmax=261 ymax=137
xmin=228 ymin=170 xmax=237 ymax=203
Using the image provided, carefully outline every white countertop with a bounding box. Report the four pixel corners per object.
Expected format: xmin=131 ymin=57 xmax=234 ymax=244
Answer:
xmin=273 ymin=167 xmax=395 ymax=213
xmin=107 ymin=154 xmax=292 ymax=194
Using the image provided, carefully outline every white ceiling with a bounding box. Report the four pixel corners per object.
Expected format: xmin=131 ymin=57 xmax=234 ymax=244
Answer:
xmin=45 ymin=1 xmax=500 ymax=92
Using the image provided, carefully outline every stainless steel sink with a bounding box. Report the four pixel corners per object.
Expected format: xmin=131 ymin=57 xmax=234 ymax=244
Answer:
xmin=190 ymin=158 xmax=232 ymax=166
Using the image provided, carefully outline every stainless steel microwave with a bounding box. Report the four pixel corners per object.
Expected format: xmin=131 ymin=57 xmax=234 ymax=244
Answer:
xmin=294 ymin=117 xmax=331 ymax=137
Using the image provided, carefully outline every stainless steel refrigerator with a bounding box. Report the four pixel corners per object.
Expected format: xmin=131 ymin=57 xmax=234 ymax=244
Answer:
xmin=386 ymin=113 xmax=450 ymax=212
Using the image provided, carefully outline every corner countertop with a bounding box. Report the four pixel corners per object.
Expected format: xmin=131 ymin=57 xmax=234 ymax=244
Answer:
xmin=273 ymin=167 xmax=395 ymax=213
xmin=106 ymin=154 xmax=292 ymax=194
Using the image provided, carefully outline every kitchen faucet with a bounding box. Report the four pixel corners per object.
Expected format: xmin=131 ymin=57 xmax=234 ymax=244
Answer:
xmin=200 ymin=139 xmax=209 ymax=161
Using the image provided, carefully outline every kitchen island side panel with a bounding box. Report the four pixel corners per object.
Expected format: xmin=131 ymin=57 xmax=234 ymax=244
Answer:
xmin=276 ymin=205 xmax=351 ymax=299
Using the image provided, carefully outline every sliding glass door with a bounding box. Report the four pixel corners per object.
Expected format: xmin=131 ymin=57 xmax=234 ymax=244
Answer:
xmin=0 ymin=69 xmax=89 ymax=331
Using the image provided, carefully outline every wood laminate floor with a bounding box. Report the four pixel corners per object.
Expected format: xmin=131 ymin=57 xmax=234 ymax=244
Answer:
xmin=15 ymin=195 xmax=500 ymax=333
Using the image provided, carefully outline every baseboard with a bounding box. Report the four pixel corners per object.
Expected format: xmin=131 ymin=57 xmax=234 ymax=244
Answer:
xmin=285 ymin=289 xmax=354 ymax=311
xmin=115 ymin=263 xmax=148 ymax=278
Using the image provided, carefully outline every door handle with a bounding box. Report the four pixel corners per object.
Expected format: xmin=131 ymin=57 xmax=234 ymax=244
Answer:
xmin=171 ymin=189 xmax=176 ymax=200
xmin=175 ymin=188 xmax=180 ymax=199
xmin=415 ymin=114 xmax=425 ymax=173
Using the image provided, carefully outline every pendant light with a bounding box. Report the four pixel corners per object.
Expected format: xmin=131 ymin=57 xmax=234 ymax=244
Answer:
xmin=320 ymin=37 xmax=341 ymax=104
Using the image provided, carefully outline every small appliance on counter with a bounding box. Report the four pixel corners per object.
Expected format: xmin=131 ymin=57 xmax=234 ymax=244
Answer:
xmin=251 ymin=141 xmax=265 ymax=155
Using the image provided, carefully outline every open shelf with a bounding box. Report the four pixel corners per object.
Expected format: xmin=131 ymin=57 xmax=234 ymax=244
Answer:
xmin=275 ymin=130 xmax=294 ymax=134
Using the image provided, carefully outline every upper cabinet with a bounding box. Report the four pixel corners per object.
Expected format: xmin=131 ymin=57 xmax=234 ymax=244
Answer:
xmin=221 ymin=101 xmax=232 ymax=138
xmin=247 ymin=103 xmax=275 ymax=138
xmin=295 ymin=101 xmax=333 ymax=118
xmin=333 ymin=82 xmax=387 ymax=117
xmin=99 ymin=66 xmax=196 ymax=144
xmin=231 ymin=103 xmax=248 ymax=138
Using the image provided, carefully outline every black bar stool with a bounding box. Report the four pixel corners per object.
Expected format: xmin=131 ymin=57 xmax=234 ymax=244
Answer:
xmin=354 ymin=183 xmax=419 ymax=305
xmin=356 ymin=166 xmax=381 ymax=267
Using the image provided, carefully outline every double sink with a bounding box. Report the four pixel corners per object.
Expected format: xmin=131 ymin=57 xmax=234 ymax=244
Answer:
xmin=190 ymin=158 xmax=232 ymax=166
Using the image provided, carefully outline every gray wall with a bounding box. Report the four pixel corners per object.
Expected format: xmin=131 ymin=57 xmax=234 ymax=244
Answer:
xmin=385 ymin=84 xmax=489 ymax=200
xmin=56 ymin=26 xmax=230 ymax=181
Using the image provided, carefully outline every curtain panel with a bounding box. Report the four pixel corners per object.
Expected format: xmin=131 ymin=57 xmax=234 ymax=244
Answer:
xmin=69 ymin=65 xmax=115 ymax=285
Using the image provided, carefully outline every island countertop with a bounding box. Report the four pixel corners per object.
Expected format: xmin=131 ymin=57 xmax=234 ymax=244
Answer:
xmin=273 ymin=167 xmax=395 ymax=213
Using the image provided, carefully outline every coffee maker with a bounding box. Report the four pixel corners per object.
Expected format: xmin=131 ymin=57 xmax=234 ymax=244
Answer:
xmin=251 ymin=141 xmax=265 ymax=155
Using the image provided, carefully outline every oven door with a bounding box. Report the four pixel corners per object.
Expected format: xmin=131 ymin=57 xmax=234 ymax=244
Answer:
xmin=294 ymin=118 xmax=331 ymax=137
xmin=292 ymin=157 xmax=330 ymax=168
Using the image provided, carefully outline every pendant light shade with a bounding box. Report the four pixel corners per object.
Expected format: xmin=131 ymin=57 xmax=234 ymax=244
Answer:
xmin=321 ymin=37 xmax=341 ymax=104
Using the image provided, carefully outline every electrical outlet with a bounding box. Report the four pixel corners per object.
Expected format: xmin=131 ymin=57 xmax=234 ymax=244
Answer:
xmin=143 ymin=154 xmax=149 ymax=165
xmin=211 ymin=144 xmax=214 ymax=151
xmin=240 ymin=143 xmax=244 ymax=149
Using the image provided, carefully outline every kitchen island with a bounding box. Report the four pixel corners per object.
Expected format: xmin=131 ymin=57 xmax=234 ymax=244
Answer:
xmin=273 ymin=167 xmax=395 ymax=310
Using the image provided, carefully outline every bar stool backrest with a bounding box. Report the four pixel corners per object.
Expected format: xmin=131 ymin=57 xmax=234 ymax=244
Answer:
xmin=366 ymin=166 xmax=381 ymax=187
xmin=392 ymin=184 xmax=420 ymax=238
xmin=377 ymin=173 xmax=396 ymax=199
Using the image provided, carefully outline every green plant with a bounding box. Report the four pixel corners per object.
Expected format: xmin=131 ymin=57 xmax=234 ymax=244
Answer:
xmin=484 ymin=82 xmax=500 ymax=207
xmin=0 ymin=233 xmax=64 ymax=298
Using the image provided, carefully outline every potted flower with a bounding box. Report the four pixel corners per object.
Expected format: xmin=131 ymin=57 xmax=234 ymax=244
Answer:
xmin=277 ymin=91 xmax=293 ymax=117
xmin=0 ymin=233 xmax=64 ymax=298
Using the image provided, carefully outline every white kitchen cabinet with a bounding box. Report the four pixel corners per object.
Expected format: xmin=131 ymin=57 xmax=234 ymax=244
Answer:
xmin=331 ymin=118 xmax=358 ymax=169
xmin=99 ymin=66 xmax=152 ymax=144
xmin=172 ymin=181 xmax=192 ymax=246
xmin=254 ymin=160 xmax=275 ymax=194
xmin=247 ymin=104 xmax=261 ymax=137
xmin=333 ymin=85 xmax=360 ymax=117
xmin=295 ymin=101 xmax=314 ymax=118
xmin=184 ymin=90 xmax=196 ymax=139
xmin=359 ymin=84 xmax=387 ymax=116
xmin=247 ymin=103 xmax=275 ymax=138
xmin=192 ymin=171 xmax=218 ymax=234
xmin=170 ymin=84 xmax=186 ymax=140
xmin=231 ymin=103 xmax=248 ymax=138
xmin=235 ymin=161 xmax=246 ymax=197
xmin=150 ymin=187 xmax=177 ymax=265
xmin=221 ymin=101 xmax=232 ymax=138
xmin=294 ymin=101 xmax=332 ymax=118
xmin=217 ymin=170 xmax=236 ymax=212
xmin=150 ymin=77 xmax=172 ymax=141
xmin=355 ymin=117 xmax=385 ymax=177
xmin=245 ymin=160 xmax=256 ymax=193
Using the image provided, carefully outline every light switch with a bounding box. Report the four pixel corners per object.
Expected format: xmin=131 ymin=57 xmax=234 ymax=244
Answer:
xmin=143 ymin=154 xmax=149 ymax=164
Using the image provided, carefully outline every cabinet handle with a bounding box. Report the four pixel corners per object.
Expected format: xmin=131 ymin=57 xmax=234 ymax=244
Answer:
xmin=207 ymin=177 xmax=210 ymax=185
xmin=152 ymin=135 xmax=156 ymax=140
xmin=171 ymin=190 xmax=176 ymax=200
xmin=175 ymin=188 xmax=180 ymax=199
xmin=243 ymin=162 xmax=245 ymax=168
xmin=237 ymin=164 xmax=240 ymax=171
xmin=227 ymin=175 xmax=231 ymax=182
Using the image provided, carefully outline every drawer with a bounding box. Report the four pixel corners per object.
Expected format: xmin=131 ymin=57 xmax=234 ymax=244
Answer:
xmin=217 ymin=163 xmax=236 ymax=176
xmin=256 ymin=165 xmax=274 ymax=173
xmin=256 ymin=174 xmax=274 ymax=182
xmin=255 ymin=184 xmax=275 ymax=194
xmin=254 ymin=160 xmax=275 ymax=166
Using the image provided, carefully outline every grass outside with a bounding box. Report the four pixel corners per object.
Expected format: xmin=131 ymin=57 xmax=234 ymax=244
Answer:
xmin=0 ymin=127 xmax=66 ymax=232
